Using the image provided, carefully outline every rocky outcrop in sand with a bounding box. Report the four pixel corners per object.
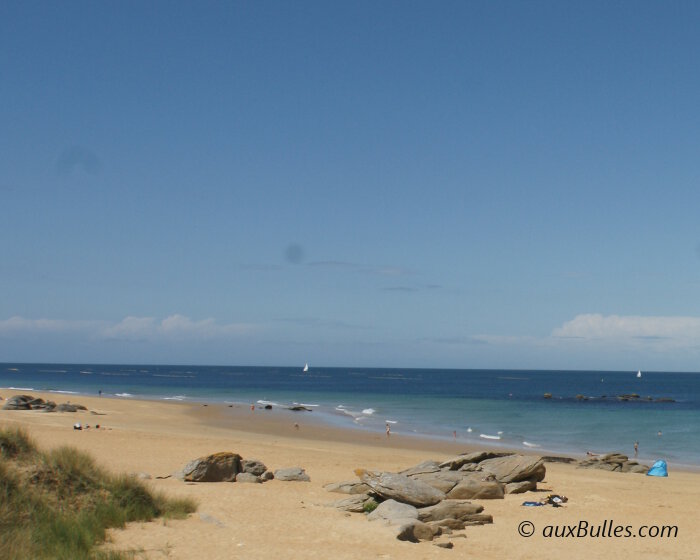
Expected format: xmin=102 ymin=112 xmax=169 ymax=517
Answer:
xmin=328 ymin=451 xmax=547 ymax=544
xmin=577 ymin=453 xmax=648 ymax=473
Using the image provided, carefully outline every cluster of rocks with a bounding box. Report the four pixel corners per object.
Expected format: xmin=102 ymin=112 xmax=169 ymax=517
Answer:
xmin=176 ymin=451 xmax=310 ymax=484
xmin=543 ymin=392 xmax=675 ymax=403
xmin=2 ymin=394 xmax=87 ymax=413
xmin=577 ymin=452 xmax=648 ymax=473
xmin=326 ymin=451 xmax=547 ymax=545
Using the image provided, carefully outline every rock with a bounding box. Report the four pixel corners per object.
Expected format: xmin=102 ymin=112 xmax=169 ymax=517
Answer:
xmin=2 ymin=395 xmax=33 ymax=410
xmin=323 ymin=480 xmax=372 ymax=494
xmin=409 ymin=471 xmax=463 ymax=493
xmin=433 ymin=542 xmax=454 ymax=549
xmin=439 ymin=451 xmax=510 ymax=470
xmin=274 ymin=467 xmax=310 ymax=481
xmin=329 ymin=494 xmax=370 ymax=513
xmin=542 ymin=456 xmax=577 ymax=464
xmin=418 ymin=500 xmax=484 ymax=522
xmin=400 ymin=460 xmax=442 ymax=477
xmin=446 ymin=476 xmax=504 ymax=500
xmin=478 ymin=454 xmax=546 ymax=483
xmin=427 ymin=518 xmax=465 ymax=530
xmin=461 ymin=513 xmax=493 ymax=526
xmin=55 ymin=404 xmax=79 ymax=412
xmin=288 ymin=405 xmax=312 ymax=411
xmin=181 ymin=452 xmax=242 ymax=482
xmin=261 ymin=471 xmax=275 ymax=481
xmin=241 ymin=459 xmax=267 ymax=476
xmin=600 ymin=453 xmax=628 ymax=464
xmin=394 ymin=520 xmax=440 ymax=542
xmin=505 ymin=480 xmax=537 ymax=494
xmin=235 ymin=472 xmax=262 ymax=483
xmin=367 ymin=499 xmax=419 ymax=523
xmin=358 ymin=470 xmax=446 ymax=507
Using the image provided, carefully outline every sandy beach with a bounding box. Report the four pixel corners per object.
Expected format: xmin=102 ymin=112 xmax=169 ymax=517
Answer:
xmin=1 ymin=391 xmax=698 ymax=559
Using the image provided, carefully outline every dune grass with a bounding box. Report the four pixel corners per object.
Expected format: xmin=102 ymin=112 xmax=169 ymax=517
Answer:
xmin=0 ymin=427 xmax=196 ymax=560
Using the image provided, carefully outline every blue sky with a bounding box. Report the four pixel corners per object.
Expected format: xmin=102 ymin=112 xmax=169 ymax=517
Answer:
xmin=2 ymin=1 xmax=700 ymax=370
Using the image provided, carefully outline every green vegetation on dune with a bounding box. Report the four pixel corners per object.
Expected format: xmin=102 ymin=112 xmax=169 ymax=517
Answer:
xmin=0 ymin=427 xmax=196 ymax=560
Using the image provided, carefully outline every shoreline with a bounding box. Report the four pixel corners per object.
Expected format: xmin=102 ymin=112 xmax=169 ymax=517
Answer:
xmin=2 ymin=390 xmax=699 ymax=559
xmin=2 ymin=389 xmax=698 ymax=472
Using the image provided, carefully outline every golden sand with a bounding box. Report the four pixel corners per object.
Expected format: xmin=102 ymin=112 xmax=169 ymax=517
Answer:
xmin=1 ymin=391 xmax=698 ymax=559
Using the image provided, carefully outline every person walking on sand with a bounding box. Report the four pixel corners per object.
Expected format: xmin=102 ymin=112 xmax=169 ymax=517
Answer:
xmin=634 ymin=441 xmax=639 ymax=458
xmin=385 ymin=423 xmax=391 ymax=438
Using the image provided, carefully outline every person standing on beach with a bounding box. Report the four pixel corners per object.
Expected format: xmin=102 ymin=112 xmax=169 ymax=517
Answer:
xmin=634 ymin=441 xmax=639 ymax=457
xmin=385 ymin=423 xmax=391 ymax=438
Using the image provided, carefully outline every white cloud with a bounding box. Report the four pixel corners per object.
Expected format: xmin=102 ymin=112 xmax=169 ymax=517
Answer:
xmin=0 ymin=315 xmax=255 ymax=341
xmin=0 ymin=316 xmax=101 ymax=333
xmin=551 ymin=313 xmax=700 ymax=345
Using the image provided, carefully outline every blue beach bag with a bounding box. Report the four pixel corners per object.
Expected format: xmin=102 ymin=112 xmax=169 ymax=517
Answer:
xmin=646 ymin=459 xmax=668 ymax=477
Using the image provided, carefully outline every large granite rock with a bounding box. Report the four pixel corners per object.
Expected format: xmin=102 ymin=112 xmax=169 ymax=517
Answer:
xmin=408 ymin=470 xmax=463 ymax=493
xmin=358 ymin=470 xmax=446 ymax=507
xmin=478 ymin=455 xmax=546 ymax=483
xmin=181 ymin=452 xmax=242 ymax=482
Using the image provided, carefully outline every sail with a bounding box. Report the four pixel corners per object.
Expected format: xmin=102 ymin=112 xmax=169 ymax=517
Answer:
xmin=303 ymin=363 xmax=309 ymax=372
xmin=637 ymin=370 xmax=642 ymax=378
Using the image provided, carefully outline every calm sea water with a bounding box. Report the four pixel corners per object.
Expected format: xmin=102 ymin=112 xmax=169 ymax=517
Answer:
xmin=2 ymin=363 xmax=699 ymax=466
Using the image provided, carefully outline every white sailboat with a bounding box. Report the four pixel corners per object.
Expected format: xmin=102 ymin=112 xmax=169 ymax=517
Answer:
xmin=303 ymin=363 xmax=309 ymax=373
xmin=636 ymin=370 xmax=642 ymax=378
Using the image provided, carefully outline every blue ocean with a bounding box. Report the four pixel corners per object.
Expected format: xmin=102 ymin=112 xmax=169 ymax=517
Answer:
xmin=2 ymin=363 xmax=699 ymax=467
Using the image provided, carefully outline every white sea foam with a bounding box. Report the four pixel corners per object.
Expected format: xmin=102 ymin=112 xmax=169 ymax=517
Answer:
xmin=115 ymin=393 xmax=133 ymax=398
xmin=480 ymin=434 xmax=501 ymax=440
xmin=466 ymin=427 xmax=473 ymax=432
xmin=163 ymin=395 xmax=187 ymax=401
xmin=385 ymin=420 xmax=398 ymax=424
xmin=522 ymin=441 xmax=540 ymax=448
xmin=7 ymin=387 xmax=34 ymax=391
xmin=49 ymin=390 xmax=79 ymax=395
xmin=293 ymin=402 xmax=319 ymax=407
xmin=362 ymin=408 xmax=375 ymax=415
xmin=257 ymin=400 xmax=281 ymax=407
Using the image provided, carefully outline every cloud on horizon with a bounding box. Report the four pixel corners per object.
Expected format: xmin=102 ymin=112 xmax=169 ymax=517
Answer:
xmin=0 ymin=314 xmax=255 ymax=342
xmin=551 ymin=313 xmax=700 ymax=347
